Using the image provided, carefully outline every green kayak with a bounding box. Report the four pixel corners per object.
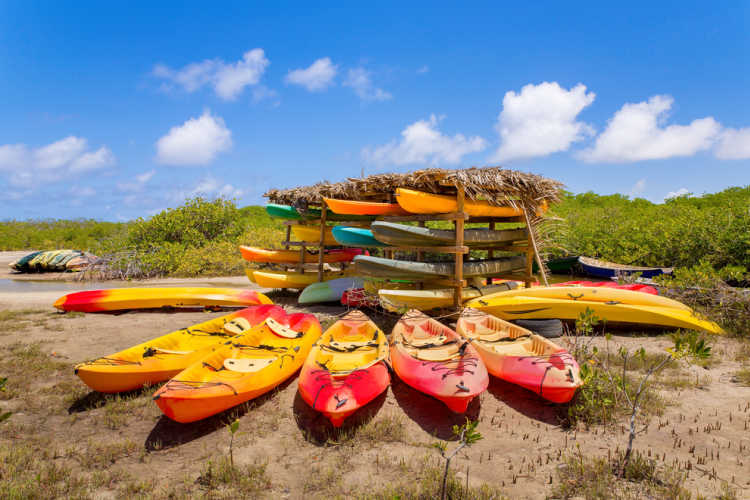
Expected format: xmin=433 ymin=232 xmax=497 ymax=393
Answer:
xmin=265 ymin=204 xmax=373 ymax=222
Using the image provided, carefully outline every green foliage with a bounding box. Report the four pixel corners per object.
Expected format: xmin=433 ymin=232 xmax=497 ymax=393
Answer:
xmin=0 ymin=219 xmax=126 ymax=251
xmin=547 ymin=186 xmax=750 ymax=270
xmin=434 ymin=419 xmax=483 ymax=500
xmin=0 ymin=377 xmax=10 ymax=423
xmin=670 ymin=330 xmax=712 ymax=360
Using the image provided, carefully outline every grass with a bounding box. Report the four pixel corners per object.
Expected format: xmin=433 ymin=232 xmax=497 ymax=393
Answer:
xmin=734 ymin=367 xmax=750 ymax=386
xmin=553 ymin=450 xmax=691 ymax=500
xmin=196 ymin=456 xmax=272 ymax=496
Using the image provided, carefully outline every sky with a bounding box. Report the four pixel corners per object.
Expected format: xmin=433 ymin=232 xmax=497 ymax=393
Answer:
xmin=0 ymin=1 xmax=748 ymax=220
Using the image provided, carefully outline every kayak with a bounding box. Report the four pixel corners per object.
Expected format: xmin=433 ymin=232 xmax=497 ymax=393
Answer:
xmin=578 ymin=256 xmax=672 ymax=279
xmin=464 ymin=289 xmax=723 ymax=334
xmin=353 ymin=255 xmax=526 ymax=279
xmin=324 ymin=198 xmax=410 ymax=216
xmin=291 ymin=225 xmax=338 ymax=246
xmin=249 ymin=269 xmax=351 ymax=289
xmin=379 ymin=284 xmax=516 ymax=312
xmin=554 ymin=280 xmax=658 ymax=295
xmin=489 ymin=286 xmax=685 ymax=310
xmin=266 ymin=203 xmax=373 ymax=222
xmin=371 ymin=221 xmax=527 ymax=247
xmin=298 ymin=310 xmax=390 ymax=427
xmin=75 ymin=305 xmax=285 ymax=393
xmin=391 ymin=310 xmax=488 ymax=413
xmin=332 ymin=226 xmax=388 ymax=247
xmin=153 ymin=310 xmax=321 ymax=423
xmin=456 ymin=310 xmax=581 ymax=403
xmin=299 ymin=278 xmax=364 ymax=304
xmin=8 ymin=251 xmax=43 ymax=271
xmin=395 ymin=188 xmax=525 ymax=217
xmin=239 ymin=246 xmax=363 ymax=264
xmin=54 ymin=287 xmax=272 ymax=313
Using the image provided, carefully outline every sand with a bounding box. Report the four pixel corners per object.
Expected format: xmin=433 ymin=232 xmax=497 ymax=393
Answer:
xmin=0 ymin=251 xmax=748 ymax=498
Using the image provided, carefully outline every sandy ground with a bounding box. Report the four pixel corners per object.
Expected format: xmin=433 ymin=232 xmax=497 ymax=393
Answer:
xmin=1 ymin=251 xmax=749 ymax=498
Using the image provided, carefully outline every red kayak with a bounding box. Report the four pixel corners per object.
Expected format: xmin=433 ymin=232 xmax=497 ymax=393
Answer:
xmin=554 ymin=280 xmax=658 ymax=295
xmin=391 ymin=310 xmax=488 ymax=413
xmin=298 ymin=310 xmax=390 ymax=427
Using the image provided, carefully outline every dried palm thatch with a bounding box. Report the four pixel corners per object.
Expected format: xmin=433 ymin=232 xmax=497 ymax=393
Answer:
xmin=264 ymin=166 xmax=563 ymax=212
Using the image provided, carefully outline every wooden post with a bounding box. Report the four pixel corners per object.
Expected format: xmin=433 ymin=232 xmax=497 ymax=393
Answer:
xmin=284 ymin=225 xmax=291 ymax=250
xmin=525 ymin=228 xmax=534 ymax=290
xmin=297 ymin=244 xmax=306 ymax=274
xmin=524 ymin=210 xmax=549 ymax=287
xmin=317 ymin=208 xmax=327 ymax=282
xmin=487 ymin=221 xmax=495 ymax=286
xmin=454 ymin=186 xmax=465 ymax=310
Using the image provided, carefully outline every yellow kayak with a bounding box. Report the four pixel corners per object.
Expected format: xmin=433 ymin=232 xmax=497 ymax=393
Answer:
xmin=379 ymin=284 xmax=516 ymax=312
xmin=491 ymin=286 xmax=692 ymax=311
xmin=249 ymin=269 xmax=351 ymax=289
xmin=465 ymin=293 xmax=723 ymax=334
xmin=75 ymin=305 xmax=286 ymax=393
xmin=395 ymin=188 xmax=525 ymax=217
xmin=291 ymin=225 xmax=338 ymax=245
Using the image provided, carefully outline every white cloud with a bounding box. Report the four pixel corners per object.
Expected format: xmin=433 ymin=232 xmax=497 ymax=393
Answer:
xmin=285 ymin=57 xmax=337 ymax=91
xmin=579 ymin=95 xmax=721 ymax=163
xmin=153 ymin=49 xmax=270 ymax=100
xmin=156 ymin=110 xmax=232 ymax=166
xmin=70 ymin=185 xmax=96 ymax=198
xmin=251 ymin=85 xmax=279 ymax=104
xmin=417 ymin=65 xmax=429 ymax=74
xmin=714 ymin=127 xmax=750 ymax=159
xmin=664 ymin=188 xmax=690 ymax=201
xmin=169 ymin=175 xmax=244 ymax=204
xmin=0 ymin=136 xmax=115 ymax=187
xmin=629 ymin=178 xmax=646 ymax=198
xmin=362 ymin=114 xmax=487 ymax=167
xmin=343 ymin=68 xmax=392 ymax=101
xmin=491 ymin=82 xmax=595 ymax=162
xmin=118 ymin=169 xmax=156 ymax=192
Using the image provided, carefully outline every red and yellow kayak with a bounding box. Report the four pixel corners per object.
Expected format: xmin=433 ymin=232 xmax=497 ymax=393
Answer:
xmin=53 ymin=287 xmax=272 ymax=313
xmin=324 ymin=197 xmax=410 ymax=216
xmin=75 ymin=305 xmax=286 ymax=393
xmin=239 ymin=246 xmax=363 ymax=264
xmin=456 ymin=310 xmax=581 ymax=403
xmin=391 ymin=310 xmax=488 ymax=413
xmin=154 ymin=310 xmax=321 ymax=423
xmin=298 ymin=310 xmax=390 ymax=427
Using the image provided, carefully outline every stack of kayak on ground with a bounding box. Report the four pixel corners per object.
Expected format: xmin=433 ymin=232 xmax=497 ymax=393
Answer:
xmin=73 ymin=303 xmax=583 ymax=427
xmin=242 ymin=203 xmax=372 ymax=289
xmin=263 ymin=166 xmax=561 ymax=308
xmin=9 ymin=249 xmax=99 ymax=273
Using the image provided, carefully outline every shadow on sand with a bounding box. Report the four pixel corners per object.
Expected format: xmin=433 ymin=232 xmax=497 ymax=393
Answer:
xmin=390 ymin=376 xmax=481 ymax=440
xmin=67 ymin=385 xmax=156 ymax=413
xmin=143 ymin=375 xmax=297 ymax=451
xmin=292 ymin=389 xmax=387 ymax=445
xmin=486 ymin=376 xmax=564 ymax=426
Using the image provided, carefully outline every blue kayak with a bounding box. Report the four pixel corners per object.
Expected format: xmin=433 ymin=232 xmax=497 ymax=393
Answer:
xmin=332 ymin=226 xmax=389 ymax=247
xmin=578 ymin=256 xmax=672 ymax=279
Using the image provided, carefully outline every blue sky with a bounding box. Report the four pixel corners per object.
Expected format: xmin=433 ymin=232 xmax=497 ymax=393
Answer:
xmin=0 ymin=1 xmax=748 ymax=220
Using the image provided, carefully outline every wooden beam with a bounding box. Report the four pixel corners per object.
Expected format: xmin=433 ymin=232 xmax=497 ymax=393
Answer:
xmin=317 ymin=209 xmax=327 ymax=282
xmin=523 ymin=210 xmax=549 ymax=287
xmin=454 ymin=186 xmax=465 ymax=310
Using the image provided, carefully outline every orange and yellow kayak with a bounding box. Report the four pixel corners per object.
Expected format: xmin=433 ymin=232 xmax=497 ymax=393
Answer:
xmin=54 ymin=287 xmax=272 ymax=313
xmin=395 ymin=188 xmax=528 ymax=217
xmin=324 ymin=197 xmax=410 ymax=216
xmin=75 ymin=305 xmax=286 ymax=393
xmin=456 ymin=310 xmax=581 ymax=403
xmin=154 ymin=310 xmax=321 ymax=423
xmin=239 ymin=246 xmax=363 ymax=264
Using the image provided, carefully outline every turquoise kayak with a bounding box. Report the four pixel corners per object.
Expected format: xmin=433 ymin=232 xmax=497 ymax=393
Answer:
xmin=299 ymin=278 xmax=365 ymax=304
xmin=265 ymin=204 xmax=373 ymax=222
xmin=332 ymin=226 xmax=388 ymax=247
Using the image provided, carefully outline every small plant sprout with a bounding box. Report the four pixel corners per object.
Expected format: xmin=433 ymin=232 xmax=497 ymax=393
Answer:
xmin=0 ymin=377 xmax=10 ymax=423
xmin=433 ymin=419 xmax=483 ymax=500
xmin=227 ymin=418 xmax=240 ymax=467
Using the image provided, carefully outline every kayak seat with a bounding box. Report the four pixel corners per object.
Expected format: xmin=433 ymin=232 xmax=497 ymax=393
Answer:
xmin=224 ymin=317 xmax=252 ymax=335
xmin=267 ymin=317 xmax=303 ymax=338
xmin=413 ymin=343 xmax=459 ymax=362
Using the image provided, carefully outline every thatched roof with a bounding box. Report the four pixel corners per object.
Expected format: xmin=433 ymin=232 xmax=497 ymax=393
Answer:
xmin=264 ymin=167 xmax=563 ymax=211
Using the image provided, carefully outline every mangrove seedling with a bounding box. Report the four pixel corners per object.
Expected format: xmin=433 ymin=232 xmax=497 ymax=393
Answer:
xmin=0 ymin=377 xmax=10 ymax=423
xmin=227 ymin=418 xmax=239 ymax=467
xmin=433 ymin=419 xmax=483 ymax=500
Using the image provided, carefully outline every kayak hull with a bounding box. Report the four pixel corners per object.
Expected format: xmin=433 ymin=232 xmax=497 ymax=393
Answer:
xmin=266 ymin=203 xmax=373 ymax=222
xmin=239 ymin=246 xmax=362 ymax=264
xmin=379 ymin=284 xmax=515 ymax=311
xmin=153 ymin=312 xmax=321 ymax=422
xmin=371 ymin=221 xmax=527 ymax=247
xmin=395 ymin=188 xmax=524 ymax=217
xmin=249 ymin=270 xmax=351 ymax=289
xmin=75 ymin=305 xmax=286 ymax=393
xmin=332 ymin=226 xmax=388 ymax=247
xmin=299 ymin=278 xmax=365 ymax=304
xmin=578 ymin=256 xmax=672 ymax=279
xmin=354 ymin=255 xmax=526 ymax=279
xmin=324 ymin=198 xmax=410 ymax=216
xmin=54 ymin=287 xmax=272 ymax=313
xmin=291 ymin=225 xmax=338 ymax=246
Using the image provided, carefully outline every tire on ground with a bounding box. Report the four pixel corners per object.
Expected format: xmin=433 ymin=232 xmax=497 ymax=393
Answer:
xmin=511 ymin=319 xmax=563 ymax=338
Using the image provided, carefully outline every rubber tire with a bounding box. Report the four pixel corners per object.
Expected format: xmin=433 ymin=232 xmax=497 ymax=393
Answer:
xmin=511 ymin=319 xmax=563 ymax=339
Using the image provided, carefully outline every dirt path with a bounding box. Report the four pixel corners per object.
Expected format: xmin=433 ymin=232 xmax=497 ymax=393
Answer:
xmin=0 ymin=251 xmax=748 ymax=498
